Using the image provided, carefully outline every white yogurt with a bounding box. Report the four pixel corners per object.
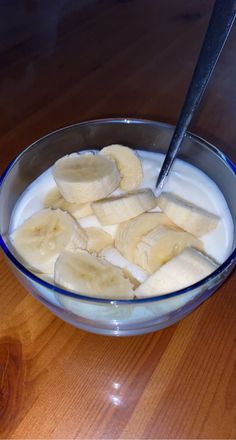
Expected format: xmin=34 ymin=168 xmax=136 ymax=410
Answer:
xmin=9 ymin=150 xmax=234 ymax=325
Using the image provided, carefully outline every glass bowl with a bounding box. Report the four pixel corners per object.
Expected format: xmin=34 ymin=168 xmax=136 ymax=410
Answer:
xmin=0 ymin=118 xmax=235 ymax=336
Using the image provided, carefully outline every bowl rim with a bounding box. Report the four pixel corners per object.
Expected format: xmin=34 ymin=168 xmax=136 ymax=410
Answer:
xmin=0 ymin=117 xmax=235 ymax=304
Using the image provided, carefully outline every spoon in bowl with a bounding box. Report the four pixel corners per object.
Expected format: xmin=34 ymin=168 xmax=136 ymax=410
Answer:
xmin=156 ymin=0 xmax=236 ymax=193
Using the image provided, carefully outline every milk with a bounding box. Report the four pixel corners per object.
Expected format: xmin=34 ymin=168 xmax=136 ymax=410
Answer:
xmin=10 ymin=150 xmax=234 ymax=324
xmin=11 ymin=150 xmax=234 ymax=263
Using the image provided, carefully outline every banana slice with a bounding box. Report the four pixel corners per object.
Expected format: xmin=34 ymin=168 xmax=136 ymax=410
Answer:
xmin=79 ymin=215 xmax=118 ymax=239
xmin=44 ymin=187 xmax=93 ymax=220
xmin=53 ymin=153 xmax=121 ymax=203
xmin=11 ymin=208 xmax=87 ymax=274
xmin=85 ymin=227 xmax=113 ymax=253
xmin=100 ymin=144 xmax=143 ymax=190
xmin=134 ymin=224 xmax=203 ymax=272
xmin=135 ymin=247 xmax=218 ymax=297
xmin=115 ymin=212 xmax=176 ymax=262
xmin=157 ymin=192 xmax=219 ymax=237
xmin=100 ymin=247 xmax=148 ymax=285
xmin=54 ymin=250 xmax=134 ymax=299
xmin=92 ymin=189 xmax=157 ymax=225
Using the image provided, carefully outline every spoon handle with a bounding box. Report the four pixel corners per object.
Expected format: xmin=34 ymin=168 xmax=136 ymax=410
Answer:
xmin=156 ymin=0 xmax=236 ymax=192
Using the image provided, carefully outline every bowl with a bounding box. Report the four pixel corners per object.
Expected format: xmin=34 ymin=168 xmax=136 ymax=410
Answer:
xmin=0 ymin=118 xmax=235 ymax=336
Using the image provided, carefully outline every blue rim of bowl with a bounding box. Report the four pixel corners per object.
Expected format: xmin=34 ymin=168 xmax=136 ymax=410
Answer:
xmin=0 ymin=118 xmax=235 ymax=304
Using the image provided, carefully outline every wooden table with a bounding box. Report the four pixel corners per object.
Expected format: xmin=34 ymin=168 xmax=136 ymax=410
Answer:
xmin=0 ymin=1 xmax=235 ymax=438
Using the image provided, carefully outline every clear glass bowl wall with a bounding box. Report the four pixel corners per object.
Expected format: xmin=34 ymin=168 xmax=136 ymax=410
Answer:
xmin=0 ymin=119 xmax=235 ymax=336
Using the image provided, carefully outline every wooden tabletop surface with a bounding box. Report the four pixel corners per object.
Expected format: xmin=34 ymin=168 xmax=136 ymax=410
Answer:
xmin=0 ymin=1 xmax=236 ymax=438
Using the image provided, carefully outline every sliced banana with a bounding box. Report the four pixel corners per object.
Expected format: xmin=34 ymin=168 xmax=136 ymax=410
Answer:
xmin=54 ymin=250 xmax=134 ymax=299
xmin=122 ymin=270 xmax=140 ymax=289
xmin=135 ymin=247 xmax=218 ymax=297
xmin=115 ymin=212 xmax=176 ymax=262
xmin=100 ymin=144 xmax=143 ymax=190
xmin=85 ymin=227 xmax=113 ymax=253
xmin=44 ymin=187 xmax=93 ymax=220
xmin=79 ymin=215 xmax=118 ymax=239
xmin=100 ymin=247 xmax=148 ymax=285
xmin=92 ymin=189 xmax=157 ymax=225
xmin=53 ymin=153 xmax=121 ymax=203
xmin=157 ymin=192 xmax=219 ymax=237
xmin=11 ymin=208 xmax=87 ymax=274
xmin=134 ymin=224 xmax=203 ymax=272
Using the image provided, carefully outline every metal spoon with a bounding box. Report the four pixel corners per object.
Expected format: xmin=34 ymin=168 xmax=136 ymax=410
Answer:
xmin=156 ymin=0 xmax=236 ymax=193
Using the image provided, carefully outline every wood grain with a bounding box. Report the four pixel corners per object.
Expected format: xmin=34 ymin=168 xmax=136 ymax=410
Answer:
xmin=0 ymin=0 xmax=235 ymax=438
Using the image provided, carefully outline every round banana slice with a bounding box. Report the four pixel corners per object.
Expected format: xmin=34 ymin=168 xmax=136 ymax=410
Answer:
xmin=115 ymin=212 xmax=176 ymax=262
xmin=54 ymin=251 xmax=134 ymax=299
xmin=100 ymin=144 xmax=143 ymax=190
xmin=44 ymin=187 xmax=93 ymax=220
xmin=135 ymin=248 xmax=218 ymax=297
xmin=11 ymin=208 xmax=87 ymax=274
xmin=157 ymin=192 xmax=219 ymax=237
xmin=134 ymin=224 xmax=203 ymax=272
xmin=53 ymin=153 xmax=121 ymax=203
xmin=92 ymin=189 xmax=157 ymax=225
xmin=85 ymin=227 xmax=113 ymax=253
xmin=100 ymin=247 xmax=148 ymax=284
xmin=79 ymin=215 xmax=118 ymax=239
